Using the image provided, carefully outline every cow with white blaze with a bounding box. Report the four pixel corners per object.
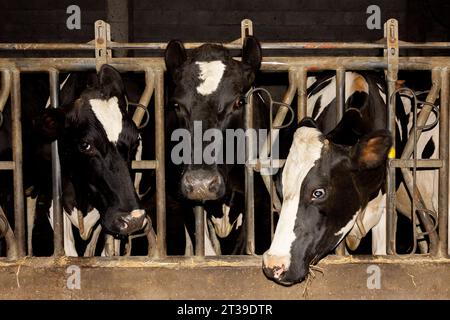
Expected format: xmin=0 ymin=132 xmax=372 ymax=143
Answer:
xmin=162 ymin=37 xmax=272 ymax=254
xmin=39 ymin=65 xmax=146 ymax=241
xmin=263 ymin=72 xmax=392 ymax=285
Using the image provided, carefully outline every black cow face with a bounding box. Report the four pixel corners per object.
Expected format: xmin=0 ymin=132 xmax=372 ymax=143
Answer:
xmin=39 ymin=65 xmax=145 ymax=236
xmin=263 ymin=116 xmax=392 ymax=285
xmin=165 ymin=37 xmax=262 ymax=201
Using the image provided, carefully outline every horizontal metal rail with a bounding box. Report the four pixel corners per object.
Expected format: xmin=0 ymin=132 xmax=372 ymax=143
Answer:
xmin=0 ymin=162 xmax=14 ymax=170
xmin=390 ymin=159 xmax=443 ymax=168
xmin=1 ymin=57 xmax=450 ymax=72
xmin=1 ymin=40 xmax=450 ymax=51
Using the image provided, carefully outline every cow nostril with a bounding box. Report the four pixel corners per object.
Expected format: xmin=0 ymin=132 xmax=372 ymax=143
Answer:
xmin=119 ymin=217 xmax=129 ymax=230
xmin=272 ymin=265 xmax=286 ymax=280
xmin=208 ymin=175 xmax=220 ymax=191
xmin=184 ymin=175 xmax=194 ymax=186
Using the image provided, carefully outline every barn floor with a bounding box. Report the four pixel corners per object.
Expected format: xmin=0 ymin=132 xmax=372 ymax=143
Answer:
xmin=0 ymin=255 xmax=449 ymax=299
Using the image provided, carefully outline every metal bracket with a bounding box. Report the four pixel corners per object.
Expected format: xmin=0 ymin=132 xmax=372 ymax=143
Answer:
xmin=95 ymin=20 xmax=112 ymax=71
xmin=384 ymin=19 xmax=399 ymax=83
xmin=241 ymin=19 xmax=254 ymax=44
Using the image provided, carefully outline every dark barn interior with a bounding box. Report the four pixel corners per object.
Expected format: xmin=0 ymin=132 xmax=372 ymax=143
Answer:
xmin=0 ymin=0 xmax=449 ymax=301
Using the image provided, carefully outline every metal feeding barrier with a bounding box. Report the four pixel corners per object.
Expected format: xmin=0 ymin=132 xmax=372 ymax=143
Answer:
xmin=0 ymin=18 xmax=449 ymax=262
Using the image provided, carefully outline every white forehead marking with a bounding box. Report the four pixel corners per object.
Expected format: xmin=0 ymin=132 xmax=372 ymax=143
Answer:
xmin=195 ymin=60 xmax=226 ymax=96
xmin=267 ymin=126 xmax=323 ymax=268
xmin=90 ymin=97 xmax=123 ymax=144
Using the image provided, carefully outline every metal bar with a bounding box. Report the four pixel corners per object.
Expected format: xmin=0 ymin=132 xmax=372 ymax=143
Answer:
xmin=385 ymin=18 xmax=399 ymax=255
xmin=439 ymin=68 xmax=449 ymax=257
xmin=0 ymin=43 xmax=95 ymax=50
xmin=400 ymin=166 xmax=440 ymax=254
xmin=194 ymin=206 xmax=205 ymax=256
xmin=297 ymin=68 xmax=307 ymax=122
xmin=336 ymin=68 xmax=346 ymax=125
xmin=397 ymin=69 xmax=441 ymax=255
xmin=0 ymin=70 xmax=11 ymax=113
xmin=2 ymin=57 xmax=450 ymax=73
xmin=258 ymin=70 xmax=297 ymax=212
xmin=132 ymin=69 xmax=154 ymax=127
xmin=131 ymin=160 xmax=157 ymax=170
xmin=390 ymin=159 xmax=443 ymax=168
xmin=95 ymin=20 xmax=111 ymax=71
xmin=10 ymin=69 xmax=25 ymax=257
xmin=26 ymin=196 xmax=36 ymax=256
xmin=335 ymin=67 xmax=346 ymax=257
xmin=154 ymin=69 xmax=166 ymax=257
xmin=1 ymin=40 xmax=450 ymax=51
xmin=400 ymin=71 xmax=441 ymax=158
xmin=0 ymin=162 xmax=14 ymax=170
xmin=245 ymin=90 xmax=255 ymax=255
xmin=49 ymin=69 xmax=64 ymax=256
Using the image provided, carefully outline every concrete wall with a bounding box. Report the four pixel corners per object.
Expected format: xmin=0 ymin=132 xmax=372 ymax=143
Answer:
xmin=0 ymin=256 xmax=449 ymax=299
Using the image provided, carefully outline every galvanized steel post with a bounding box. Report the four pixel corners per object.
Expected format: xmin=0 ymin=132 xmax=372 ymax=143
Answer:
xmin=49 ymin=69 xmax=64 ymax=256
xmin=439 ymin=68 xmax=449 ymax=257
xmin=10 ymin=69 xmax=25 ymax=257
xmin=385 ymin=19 xmax=399 ymax=255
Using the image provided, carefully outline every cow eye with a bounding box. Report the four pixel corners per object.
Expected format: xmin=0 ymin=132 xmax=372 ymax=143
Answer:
xmin=234 ymin=96 xmax=246 ymax=110
xmin=79 ymin=141 xmax=91 ymax=152
xmin=173 ymin=103 xmax=180 ymax=111
xmin=312 ymin=188 xmax=326 ymax=200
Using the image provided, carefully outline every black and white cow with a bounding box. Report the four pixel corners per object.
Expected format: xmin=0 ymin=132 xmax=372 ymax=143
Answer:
xmin=35 ymin=65 xmax=147 ymax=252
xmin=263 ymin=72 xmax=393 ymax=285
xmin=163 ymin=37 xmax=271 ymax=255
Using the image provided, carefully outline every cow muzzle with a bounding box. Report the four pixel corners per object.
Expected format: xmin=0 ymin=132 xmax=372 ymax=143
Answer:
xmin=181 ymin=169 xmax=225 ymax=200
xmin=114 ymin=209 xmax=146 ymax=236
xmin=262 ymin=251 xmax=295 ymax=286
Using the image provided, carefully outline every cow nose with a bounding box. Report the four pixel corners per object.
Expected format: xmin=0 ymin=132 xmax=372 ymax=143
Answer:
xmin=118 ymin=209 xmax=146 ymax=235
xmin=181 ymin=170 xmax=224 ymax=200
xmin=262 ymin=251 xmax=290 ymax=283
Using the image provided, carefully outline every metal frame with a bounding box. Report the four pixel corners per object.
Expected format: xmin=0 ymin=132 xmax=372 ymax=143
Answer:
xmin=0 ymin=19 xmax=449 ymax=261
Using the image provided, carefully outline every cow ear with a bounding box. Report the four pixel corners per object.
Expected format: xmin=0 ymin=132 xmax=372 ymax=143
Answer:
xmin=98 ymin=64 xmax=124 ymax=99
xmin=35 ymin=108 xmax=66 ymax=142
xmin=326 ymin=108 xmax=365 ymax=145
xmin=165 ymin=40 xmax=187 ymax=80
xmin=351 ymin=130 xmax=392 ymax=170
xmin=242 ymin=36 xmax=262 ymax=86
xmin=242 ymin=36 xmax=262 ymax=71
xmin=298 ymin=116 xmax=318 ymax=129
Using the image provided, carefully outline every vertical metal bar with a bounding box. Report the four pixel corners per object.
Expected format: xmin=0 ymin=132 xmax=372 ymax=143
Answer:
xmin=245 ymin=91 xmax=255 ymax=255
xmin=297 ymin=67 xmax=307 ymax=122
xmin=334 ymin=68 xmax=346 ymax=256
xmin=194 ymin=206 xmax=205 ymax=256
xmin=154 ymin=68 xmax=166 ymax=257
xmin=132 ymin=69 xmax=154 ymax=127
xmin=385 ymin=19 xmax=399 ymax=255
xmin=259 ymin=70 xmax=298 ymax=213
xmin=49 ymin=69 xmax=64 ymax=256
xmin=439 ymin=68 xmax=449 ymax=257
xmin=10 ymin=69 xmax=25 ymax=257
xmin=336 ymin=68 xmax=346 ymax=125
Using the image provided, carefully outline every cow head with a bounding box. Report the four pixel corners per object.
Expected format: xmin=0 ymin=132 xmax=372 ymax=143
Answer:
xmin=263 ymin=114 xmax=392 ymax=285
xmin=165 ymin=37 xmax=262 ymax=201
xmin=38 ymin=65 xmax=145 ymax=236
